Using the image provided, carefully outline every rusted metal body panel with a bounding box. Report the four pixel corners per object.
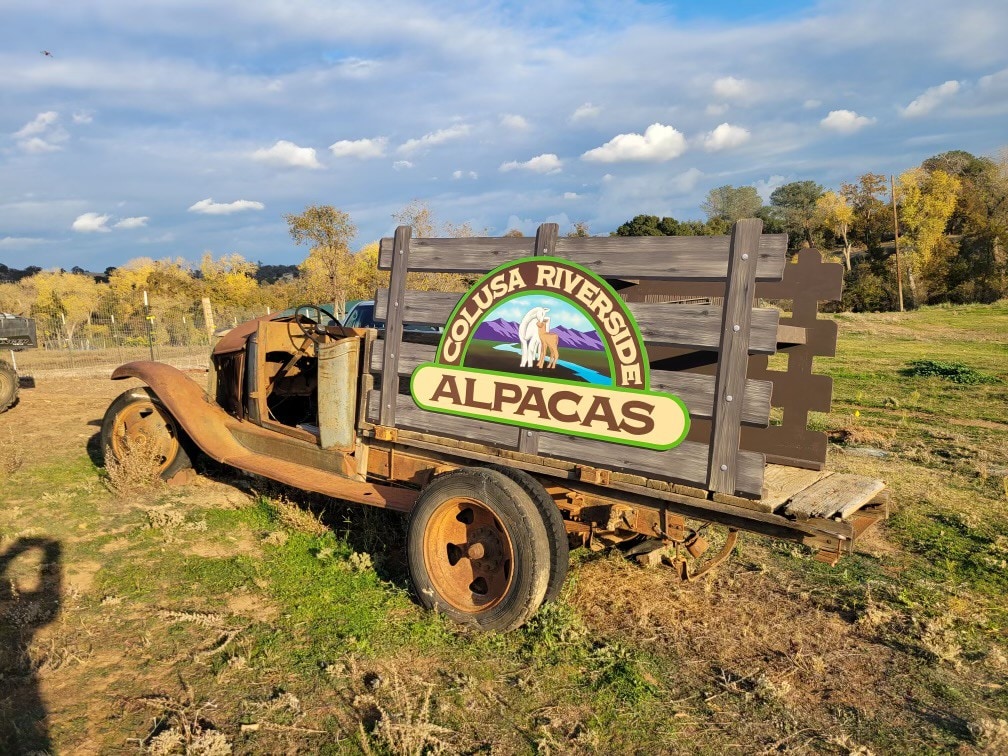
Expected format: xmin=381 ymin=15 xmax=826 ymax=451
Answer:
xmin=110 ymin=361 xmax=416 ymax=512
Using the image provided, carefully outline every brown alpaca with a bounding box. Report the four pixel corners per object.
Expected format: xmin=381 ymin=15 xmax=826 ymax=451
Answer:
xmin=535 ymin=319 xmax=560 ymax=369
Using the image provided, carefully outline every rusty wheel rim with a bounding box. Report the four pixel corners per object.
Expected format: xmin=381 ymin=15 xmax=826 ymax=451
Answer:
xmin=423 ymin=496 xmax=515 ymax=613
xmin=110 ymin=400 xmax=180 ymax=474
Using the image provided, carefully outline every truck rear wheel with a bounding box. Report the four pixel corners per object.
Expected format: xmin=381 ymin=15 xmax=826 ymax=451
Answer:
xmin=101 ymin=387 xmax=192 ymax=480
xmin=487 ymin=465 xmax=569 ymax=603
xmin=0 ymin=360 xmax=18 ymax=413
xmin=407 ymin=467 xmax=551 ymax=631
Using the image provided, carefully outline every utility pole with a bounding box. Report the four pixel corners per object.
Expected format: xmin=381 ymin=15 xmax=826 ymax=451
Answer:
xmin=890 ymin=175 xmax=904 ymax=313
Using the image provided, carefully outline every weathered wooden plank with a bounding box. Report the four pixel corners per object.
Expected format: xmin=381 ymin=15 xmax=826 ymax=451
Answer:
xmin=367 ymin=391 xmax=521 ymax=450
xmin=379 ymin=226 xmax=411 ymax=426
xmin=380 ymin=231 xmax=788 ymax=281
xmin=538 ymin=432 xmax=765 ymax=497
xmin=708 ymin=219 xmax=763 ymax=494
xmin=646 ymin=371 xmax=772 ymax=425
xmin=376 ymin=291 xmax=782 ymax=355
xmin=713 ymin=492 xmax=773 ymax=514
xmin=775 ymin=324 xmax=806 ymax=345
xmin=379 ymin=234 xmax=534 ymax=271
xmin=371 ymin=341 xmax=771 ymax=425
xmin=761 ymin=464 xmax=834 ymax=511
xmin=783 ymin=473 xmax=886 ymax=520
xmin=631 ymin=303 xmax=780 ymax=353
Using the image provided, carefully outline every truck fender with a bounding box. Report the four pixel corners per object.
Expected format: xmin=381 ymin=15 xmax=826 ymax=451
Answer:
xmin=110 ymin=361 xmax=236 ymax=464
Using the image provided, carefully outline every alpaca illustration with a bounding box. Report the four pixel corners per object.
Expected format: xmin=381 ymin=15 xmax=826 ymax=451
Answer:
xmin=518 ymin=307 xmax=549 ymax=367
xmin=535 ymin=318 xmax=560 ymax=369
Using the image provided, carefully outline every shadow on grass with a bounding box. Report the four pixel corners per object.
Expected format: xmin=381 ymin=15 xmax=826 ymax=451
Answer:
xmin=0 ymin=538 xmax=62 ymax=754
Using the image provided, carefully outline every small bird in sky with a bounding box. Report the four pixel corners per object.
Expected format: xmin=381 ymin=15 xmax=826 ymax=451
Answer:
xmin=41 ymin=50 xmax=53 ymax=57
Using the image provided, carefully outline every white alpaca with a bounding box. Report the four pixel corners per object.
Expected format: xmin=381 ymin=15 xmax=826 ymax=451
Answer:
xmin=518 ymin=307 xmax=549 ymax=367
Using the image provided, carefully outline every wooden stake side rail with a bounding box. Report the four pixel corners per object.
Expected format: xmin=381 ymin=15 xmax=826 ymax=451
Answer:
xmin=372 ymin=219 xmax=801 ymax=498
xmin=379 ymin=232 xmax=789 ymax=281
xmin=624 ymin=248 xmax=844 ymax=471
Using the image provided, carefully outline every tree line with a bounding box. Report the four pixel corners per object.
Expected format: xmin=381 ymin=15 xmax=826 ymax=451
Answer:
xmin=613 ymin=149 xmax=1007 ymax=311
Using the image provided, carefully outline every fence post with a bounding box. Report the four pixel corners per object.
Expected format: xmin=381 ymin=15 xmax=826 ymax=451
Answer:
xmin=143 ymin=290 xmax=155 ymax=361
xmin=201 ymin=297 xmax=215 ymax=336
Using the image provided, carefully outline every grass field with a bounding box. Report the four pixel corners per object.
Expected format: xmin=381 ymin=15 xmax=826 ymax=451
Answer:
xmin=1 ymin=302 xmax=1006 ymax=754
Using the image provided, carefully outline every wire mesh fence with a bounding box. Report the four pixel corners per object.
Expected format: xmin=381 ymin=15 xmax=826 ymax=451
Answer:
xmin=9 ymin=292 xmax=268 ymax=378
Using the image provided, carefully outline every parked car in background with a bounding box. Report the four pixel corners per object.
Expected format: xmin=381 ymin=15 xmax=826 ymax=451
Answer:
xmin=342 ymin=300 xmax=441 ymax=333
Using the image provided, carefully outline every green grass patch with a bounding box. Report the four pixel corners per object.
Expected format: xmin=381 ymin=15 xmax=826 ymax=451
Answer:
xmin=903 ymin=359 xmax=999 ymax=385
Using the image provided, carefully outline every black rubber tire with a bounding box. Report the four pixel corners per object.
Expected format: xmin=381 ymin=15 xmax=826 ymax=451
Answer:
xmin=407 ymin=467 xmax=551 ymax=631
xmin=100 ymin=387 xmax=193 ymax=480
xmin=0 ymin=360 xmax=17 ymax=413
xmin=487 ymin=465 xmax=569 ymax=603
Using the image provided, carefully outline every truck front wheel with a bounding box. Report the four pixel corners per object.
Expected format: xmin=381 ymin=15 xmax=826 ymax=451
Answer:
xmin=101 ymin=387 xmax=192 ymax=480
xmin=407 ymin=467 xmax=551 ymax=631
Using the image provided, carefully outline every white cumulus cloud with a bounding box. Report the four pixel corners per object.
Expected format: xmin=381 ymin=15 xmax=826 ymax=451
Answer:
xmin=253 ymin=140 xmax=322 ymax=169
xmin=820 ymin=110 xmax=876 ymax=134
xmin=72 ymin=212 xmax=112 ymax=233
xmin=398 ymin=124 xmax=470 ymax=155
xmin=571 ymin=103 xmax=601 ymax=122
xmin=581 ymin=123 xmax=687 ymax=163
xmin=188 ymin=198 xmax=265 ymax=215
xmin=563 ymin=192 xmax=579 ymax=200
xmin=713 ymin=76 xmax=750 ymax=100
xmin=114 ymin=216 xmax=149 ymax=229
xmin=702 ymin=123 xmax=751 ymax=152
xmin=329 ymin=136 xmax=387 ymax=159
xmin=500 ymin=114 xmax=529 ymax=131
xmin=393 ymin=160 xmax=413 ymax=170
xmin=902 ymin=80 xmax=960 ymax=117
xmin=452 ymin=170 xmax=478 ymax=180
xmin=72 ymin=111 xmax=94 ymax=124
xmin=500 ymin=153 xmax=562 ymax=174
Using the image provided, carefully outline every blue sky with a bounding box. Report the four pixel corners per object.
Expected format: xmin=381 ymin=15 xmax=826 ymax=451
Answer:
xmin=2 ymin=0 xmax=1007 ymax=271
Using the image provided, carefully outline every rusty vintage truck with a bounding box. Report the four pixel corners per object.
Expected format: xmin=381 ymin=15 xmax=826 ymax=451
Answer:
xmin=100 ymin=219 xmax=888 ymax=630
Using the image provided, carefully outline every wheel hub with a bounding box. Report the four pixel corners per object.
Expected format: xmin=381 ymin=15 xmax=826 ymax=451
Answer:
xmin=110 ymin=401 xmax=180 ymax=474
xmin=423 ymin=498 xmax=515 ymax=613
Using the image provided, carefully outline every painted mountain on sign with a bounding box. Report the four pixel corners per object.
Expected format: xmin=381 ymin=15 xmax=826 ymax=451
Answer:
xmin=473 ymin=317 xmax=604 ymax=350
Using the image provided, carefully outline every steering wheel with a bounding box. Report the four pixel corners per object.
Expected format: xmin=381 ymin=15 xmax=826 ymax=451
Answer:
xmin=293 ymin=304 xmax=328 ymax=347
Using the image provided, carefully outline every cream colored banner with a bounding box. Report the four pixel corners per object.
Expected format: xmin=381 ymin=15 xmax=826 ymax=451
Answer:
xmin=412 ymin=364 xmax=689 ymax=450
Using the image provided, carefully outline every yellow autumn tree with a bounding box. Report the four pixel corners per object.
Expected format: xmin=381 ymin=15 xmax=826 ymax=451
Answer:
xmin=286 ymin=205 xmax=357 ymax=315
xmin=199 ymin=252 xmax=260 ymax=311
xmin=28 ymin=270 xmax=106 ymax=345
xmin=897 ymin=168 xmax=961 ymax=304
xmin=814 ymin=191 xmax=855 ymax=269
